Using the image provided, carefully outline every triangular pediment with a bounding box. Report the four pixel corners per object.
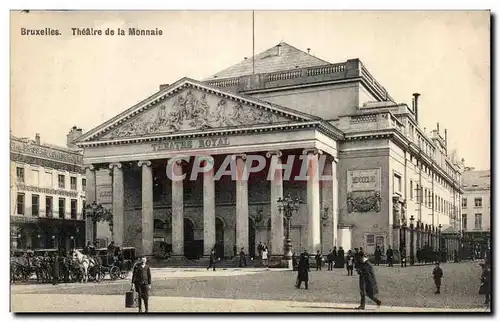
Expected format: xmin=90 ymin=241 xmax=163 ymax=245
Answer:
xmin=79 ymin=78 xmax=317 ymax=142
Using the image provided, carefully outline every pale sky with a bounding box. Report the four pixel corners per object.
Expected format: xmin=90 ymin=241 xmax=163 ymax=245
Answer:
xmin=10 ymin=11 xmax=490 ymax=169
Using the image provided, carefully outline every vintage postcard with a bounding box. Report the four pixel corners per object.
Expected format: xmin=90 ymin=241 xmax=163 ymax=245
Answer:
xmin=9 ymin=10 xmax=491 ymax=313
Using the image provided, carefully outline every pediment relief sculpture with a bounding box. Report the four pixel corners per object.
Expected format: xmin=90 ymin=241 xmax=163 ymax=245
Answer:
xmin=103 ymin=89 xmax=287 ymax=139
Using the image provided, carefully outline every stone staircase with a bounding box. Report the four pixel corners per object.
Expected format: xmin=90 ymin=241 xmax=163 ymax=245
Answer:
xmin=148 ymin=256 xmax=282 ymax=268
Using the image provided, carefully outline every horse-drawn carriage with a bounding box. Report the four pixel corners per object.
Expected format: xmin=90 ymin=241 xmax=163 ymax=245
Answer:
xmin=73 ymin=246 xmax=136 ymax=282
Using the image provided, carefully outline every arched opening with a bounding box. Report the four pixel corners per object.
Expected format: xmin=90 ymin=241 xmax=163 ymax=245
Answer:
xmin=183 ymin=218 xmax=196 ymax=259
xmin=248 ymin=218 xmax=256 ymax=258
xmin=215 ymin=217 xmax=224 ymax=259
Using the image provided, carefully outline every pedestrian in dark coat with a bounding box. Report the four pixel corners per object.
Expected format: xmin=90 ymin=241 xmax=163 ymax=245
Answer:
xmin=432 ymin=262 xmax=443 ymax=294
xmin=354 ymin=248 xmax=360 ymax=269
xmin=357 ymin=253 xmax=381 ymax=309
xmin=479 ymin=264 xmax=491 ymax=305
xmin=337 ymin=246 xmax=345 ymax=268
xmin=51 ymin=253 xmax=59 ymax=285
xmin=296 ymin=252 xmax=310 ymax=289
xmin=292 ymin=252 xmax=298 ymax=271
xmin=239 ymin=248 xmax=247 ymax=267
xmin=233 ymin=245 xmax=237 ymax=258
xmin=346 ymin=250 xmax=355 ymax=276
xmin=386 ymin=247 xmax=394 ymax=267
xmin=374 ymin=246 xmax=382 ymax=266
xmin=315 ymin=250 xmax=322 ymax=271
xmin=332 ymin=246 xmax=338 ymax=266
xmin=132 ymin=256 xmax=152 ymax=313
xmin=327 ymin=250 xmax=334 ymax=271
xmin=207 ymin=249 xmax=216 ymax=271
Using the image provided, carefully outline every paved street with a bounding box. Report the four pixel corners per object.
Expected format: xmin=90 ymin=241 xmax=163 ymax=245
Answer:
xmin=11 ymin=262 xmax=490 ymax=312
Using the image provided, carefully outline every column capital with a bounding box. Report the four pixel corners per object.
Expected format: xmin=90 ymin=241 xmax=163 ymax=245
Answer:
xmin=138 ymin=160 xmax=152 ymax=167
xmin=232 ymin=154 xmax=247 ymax=161
xmin=265 ymin=150 xmax=282 ymax=159
xmin=109 ymin=162 xmax=122 ymax=170
xmin=302 ymin=148 xmax=323 ymax=156
xmin=84 ymin=164 xmax=95 ymax=171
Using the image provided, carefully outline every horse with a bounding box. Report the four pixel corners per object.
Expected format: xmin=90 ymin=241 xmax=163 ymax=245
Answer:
xmin=72 ymin=249 xmax=90 ymax=283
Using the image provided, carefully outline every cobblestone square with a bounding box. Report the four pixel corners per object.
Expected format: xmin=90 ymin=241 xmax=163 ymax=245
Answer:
xmin=11 ymin=262 xmax=490 ymax=312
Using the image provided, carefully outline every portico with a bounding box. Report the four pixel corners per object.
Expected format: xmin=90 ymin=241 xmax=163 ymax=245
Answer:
xmin=77 ymin=78 xmax=342 ymax=259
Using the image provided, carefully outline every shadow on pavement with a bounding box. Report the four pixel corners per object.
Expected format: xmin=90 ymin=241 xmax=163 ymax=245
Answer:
xmin=290 ymin=305 xmax=365 ymax=311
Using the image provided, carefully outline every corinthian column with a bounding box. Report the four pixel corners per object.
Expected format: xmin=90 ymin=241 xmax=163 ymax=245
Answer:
xmin=203 ymin=158 xmax=216 ymax=256
xmin=303 ymin=148 xmax=322 ymax=252
xmin=234 ymin=154 xmax=249 ymax=253
xmin=266 ymin=150 xmax=284 ymax=256
xmin=85 ymin=165 xmax=96 ymax=244
xmin=138 ymin=160 xmax=153 ymax=257
xmin=169 ymin=159 xmax=184 ymax=256
xmin=109 ymin=162 xmax=124 ymax=246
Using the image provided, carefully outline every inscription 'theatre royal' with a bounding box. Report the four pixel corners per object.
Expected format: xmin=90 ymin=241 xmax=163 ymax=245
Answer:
xmin=152 ymin=137 xmax=230 ymax=151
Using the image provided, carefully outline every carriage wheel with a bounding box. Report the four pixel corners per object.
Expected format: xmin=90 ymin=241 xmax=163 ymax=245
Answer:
xmin=110 ymin=266 xmax=120 ymax=280
xmin=119 ymin=270 xmax=129 ymax=279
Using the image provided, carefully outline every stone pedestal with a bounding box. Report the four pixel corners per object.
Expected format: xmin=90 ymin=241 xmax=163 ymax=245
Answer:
xmin=110 ymin=163 xmax=124 ymax=246
xmin=139 ymin=161 xmax=153 ymax=257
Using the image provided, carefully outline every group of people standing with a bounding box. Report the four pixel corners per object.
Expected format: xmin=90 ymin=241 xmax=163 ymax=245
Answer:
xmin=294 ymin=248 xmax=381 ymax=310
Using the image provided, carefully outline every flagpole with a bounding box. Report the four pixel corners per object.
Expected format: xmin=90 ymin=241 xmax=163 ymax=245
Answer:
xmin=252 ymin=10 xmax=255 ymax=75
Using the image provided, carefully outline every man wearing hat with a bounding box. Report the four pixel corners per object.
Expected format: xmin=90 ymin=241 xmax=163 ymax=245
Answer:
xmin=357 ymin=252 xmax=382 ymax=310
xmin=131 ymin=256 xmax=152 ymax=313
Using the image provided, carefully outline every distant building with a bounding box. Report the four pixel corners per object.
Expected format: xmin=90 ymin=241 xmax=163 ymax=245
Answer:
xmin=460 ymin=168 xmax=490 ymax=254
xmin=76 ymin=42 xmax=464 ymax=260
xmin=10 ymin=127 xmax=86 ymax=251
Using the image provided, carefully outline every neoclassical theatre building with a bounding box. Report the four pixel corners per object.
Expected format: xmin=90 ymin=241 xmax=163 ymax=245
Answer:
xmin=77 ymin=43 xmax=464 ymax=259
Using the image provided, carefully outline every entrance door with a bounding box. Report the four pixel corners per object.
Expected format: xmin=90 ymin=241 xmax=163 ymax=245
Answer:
xmin=215 ymin=218 xmax=224 ymax=259
xmin=183 ymin=218 xmax=195 ymax=259
xmin=248 ymin=218 xmax=256 ymax=258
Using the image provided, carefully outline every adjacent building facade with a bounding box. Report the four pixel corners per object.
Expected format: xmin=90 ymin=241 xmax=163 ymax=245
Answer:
xmin=10 ymin=128 xmax=87 ymax=250
xmin=461 ymin=168 xmax=490 ymax=255
xmin=76 ymin=42 xmax=464 ymax=259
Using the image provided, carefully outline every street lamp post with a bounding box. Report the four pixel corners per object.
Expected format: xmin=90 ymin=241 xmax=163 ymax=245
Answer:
xmin=438 ymin=224 xmax=442 ymax=262
xmin=70 ymin=236 xmax=75 ymax=249
xmin=409 ymin=215 xmax=415 ymax=265
xmin=277 ymin=193 xmax=302 ymax=269
xmin=320 ymin=204 xmax=329 ymax=254
xmin=37 ymin=234 xmax=42 ymax=249
xmin=401 ymin=221 xmax=407 ymax=267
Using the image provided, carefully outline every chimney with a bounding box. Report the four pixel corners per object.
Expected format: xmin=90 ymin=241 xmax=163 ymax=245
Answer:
xmin=436 ymin=122 xmax=440 ymax=134
xmin=35 ymin=133 xmax=40 ymax=145
xmin=307 ymin=48 xmax=311 ymax=54
xmin=276 ymin=43 xmax=282 ymax=56
xmin=67 ymin=126 xmax=83 ymax=149
xmin=444 ymin=129 xmax=448 ymax=151
xmin=159 ymin=84 xmax=170 ymax=91
xmin=412 ymin=93 xmax=421 ymax=123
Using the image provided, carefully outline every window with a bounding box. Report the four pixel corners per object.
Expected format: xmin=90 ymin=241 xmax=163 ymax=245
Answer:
xmin=45 ymin=172 xmax=53 ymax=188
xmin=82 ymin=200 xmax=86 ymax=219
xmin=434 ymin=195 xmax=437 ymax=211
xmin=410 ymin=180 xmax=414 ymax=199
xmin=82 ymin=178 xmax=86 ymax=191
xmin=16 ymin=167 xmax=25 ymax=183
xmin=462 ymin=197 xmax=467 ymax=207
xmin=366 ymin=234 xmax=375 ymax=246
xmin=16 ymin=193 xmax=25 ymax=215
xmin=462 ymin=214 xmax=467 ymax=230
xmin=375 ymin=236 xmax=385 ymax=253
xmin=58 ymin=198 xmax=65 ymax=218
xmin=416 ymin=184 xmax=421 ymax=203
xmin=475 ymin=214 xmax=482 ymax=230
xmin=393 ymin=173 xmax=402 ymax=194
xmin=31 ymin=169 xmax=39 ymax=186
xmin=474 ymin=198 xmax=482 ymax=207
xmin=58 ymin=174 xmax=65 ymax=189
xmin=423 ymin=188 xmax=427 ymax=206
xmin=31 ymin=194 xmax=39 ymax=216
xmin=70 ymin=199 xmax=77 ymax=219
xmin=70 ymin=176 xmax=77 ymax=190
xmin=46 ymin=196 xmax=53 ymax=217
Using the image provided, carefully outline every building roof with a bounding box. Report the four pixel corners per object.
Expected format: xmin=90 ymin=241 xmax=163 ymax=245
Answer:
xmin=208 ymin=42 xmax=330 ymax=79
xmin=462 ymin=170 xmax=490 ymax=191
